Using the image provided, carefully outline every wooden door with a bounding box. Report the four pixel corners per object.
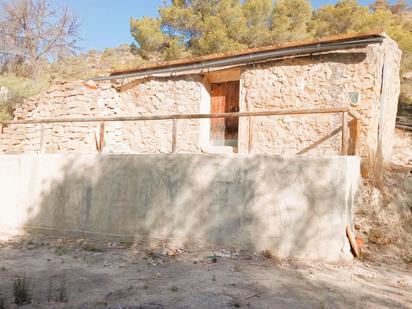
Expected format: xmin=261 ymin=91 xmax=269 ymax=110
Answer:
xmin=210 ymin=81 xmax=239 ymax=146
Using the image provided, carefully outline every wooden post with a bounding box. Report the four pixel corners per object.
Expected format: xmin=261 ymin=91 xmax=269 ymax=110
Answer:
xmin=39 ymin=124 xmax=45 ymax=153
xmin=172 ymin=118 xmax=177 ymax=153
xmin=99 ymin=121 xmax=105 ymax=153
xmin=297 ymin=126 xmax=343 ymax=155
xmin=248 ymin=116 xmax=253 ymax=153
xmin=342 ymin=112 xmax=348 ymax=155
xmin=354 ymin=119 xmax=361 ymax=156
xmin=346 ymin=225 xmax=361 ymax=258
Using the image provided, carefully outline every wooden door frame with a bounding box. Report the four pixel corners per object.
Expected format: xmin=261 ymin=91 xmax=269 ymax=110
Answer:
xmin=209 ymin=81 xmax=240 ymax=148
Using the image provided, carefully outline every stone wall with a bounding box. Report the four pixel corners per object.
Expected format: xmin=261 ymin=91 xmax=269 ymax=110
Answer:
xmin=377 ymin=39 xmax=402 ymax=161
xmin=0 ymin=76 xmax=203 ymax=154
xmin=0 ymin=154 xmax=360 ymax=260
xmin=238 ymin=38 xmax=401 ymax=158
xmin=0 ymin=38 xmax=401 ymax=160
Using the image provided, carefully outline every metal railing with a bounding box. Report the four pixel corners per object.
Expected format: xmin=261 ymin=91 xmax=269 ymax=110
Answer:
xmin=0 ymin=107 xmax=361 ymax=155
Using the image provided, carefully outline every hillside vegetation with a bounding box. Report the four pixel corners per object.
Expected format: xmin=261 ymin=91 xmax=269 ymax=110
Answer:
xmin=0 ymin=45 xmax=144 ymax=120
xmin=0 ymin=0 xmax=411 ymax=120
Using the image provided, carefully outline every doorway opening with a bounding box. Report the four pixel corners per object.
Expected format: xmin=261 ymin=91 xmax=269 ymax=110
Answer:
xmin=210 ymin=81 xmax=240 ymax=148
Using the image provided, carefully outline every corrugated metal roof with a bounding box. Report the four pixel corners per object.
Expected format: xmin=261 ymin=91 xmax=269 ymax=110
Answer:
xmin=109 ymin=30 xmax=385 ymax=77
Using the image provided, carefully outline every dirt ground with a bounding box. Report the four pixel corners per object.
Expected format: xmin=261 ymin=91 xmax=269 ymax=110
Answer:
xmin=0 ymin=129 xmax=411 ymax=309
xmin=0 ymin=236 xmax=411 ymax=309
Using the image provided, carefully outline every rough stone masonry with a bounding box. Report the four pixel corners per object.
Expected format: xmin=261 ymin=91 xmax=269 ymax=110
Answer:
xmin=0 ymin=35 xmax=401 ymax=163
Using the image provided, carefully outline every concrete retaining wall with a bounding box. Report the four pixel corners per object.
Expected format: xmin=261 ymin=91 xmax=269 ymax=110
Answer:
xmin=0 ymin=154 xmax=360 ymax=260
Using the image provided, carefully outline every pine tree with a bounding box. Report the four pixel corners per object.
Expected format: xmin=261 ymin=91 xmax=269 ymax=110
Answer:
xmin=271 ymin=0 xmax=313 ymax=43
xmin=130 ymin=0 xmax=411 ymax=80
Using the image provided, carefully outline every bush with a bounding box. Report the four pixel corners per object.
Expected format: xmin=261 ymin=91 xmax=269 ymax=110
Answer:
xmin=13 ymin=275 xmax=32 ymax=306
xmin=0 ymin=74 xmax=49 ymax=120
xmin=0 ymin=74 xmax=48 ymax=100
xmin=399 ymin=92 xmax=412 ymax=106
xmin=0 ymin=101 xmax=13 ymax=121
xmin=400 ymin=78 xmax=412 ymax=107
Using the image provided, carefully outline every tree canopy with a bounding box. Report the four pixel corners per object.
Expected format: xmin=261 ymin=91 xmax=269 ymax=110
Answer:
xmin=130 ymin=0 xmax=314 ymax=61
xmin=0 ymin=0 xmax=81 ymax=79
xmin=310 ymin=0 xmax=412 ymax=72
xmin=130 ymin=0 xmax=412 ymax=72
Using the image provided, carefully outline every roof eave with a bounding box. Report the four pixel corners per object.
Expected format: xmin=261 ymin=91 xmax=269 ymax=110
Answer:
xmin=92 ymin=30 xmax=385 ymax=82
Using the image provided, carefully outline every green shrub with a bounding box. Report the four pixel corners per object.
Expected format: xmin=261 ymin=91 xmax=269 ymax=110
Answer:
xmin=0 ymin=74 xmax=49 ymax=120
xmin=0 ymin=74 xmax=48 ymax=100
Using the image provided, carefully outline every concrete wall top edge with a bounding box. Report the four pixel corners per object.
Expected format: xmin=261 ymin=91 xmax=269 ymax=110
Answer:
xmin=0 ymin=154 xmax=361 ymax=170
xmin=0 ymin=153 xmax=361 ymax=161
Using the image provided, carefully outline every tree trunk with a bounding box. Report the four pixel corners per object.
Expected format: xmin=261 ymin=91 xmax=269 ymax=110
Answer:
xmin=28 ymin=58 xmax=42 ymax=81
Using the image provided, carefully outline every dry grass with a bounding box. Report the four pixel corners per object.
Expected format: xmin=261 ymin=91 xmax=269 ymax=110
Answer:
xmin=81 ymin=242 xmax=105 ymax=253
xmin=354 ymin=130 xmax=412 ymax=265
xmin=0 ymin=293 xmax=5 ymax=309
xmin=0 ymin=74 xmax=49 ymax=120
xmin=391 ymin=128 xmax=412 ymax=167
xmin=48 ymin=276 xmax=68 ymax=303
xmin=13 ymin=275 xmax=32 ymax=305
xmin=363 ymin=145 xmax=386 ymax=190
xmin=170 ymin=285 xmax=178 ymax=292
xmin=261 ymin=250 xmax=272 ymax=259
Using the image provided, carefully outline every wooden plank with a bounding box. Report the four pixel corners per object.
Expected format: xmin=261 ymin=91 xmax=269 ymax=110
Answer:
xmin=297 ymin=126 xmax=342 ymax=155
xmin=224 ymin=81 xmax=239 ymax=142
xmin=210 ymin=81 xmax=240 ymax=146
xmin=39 ymin=124 xmax=45 ymax=153
xmin=348 ymin=108 xmax=361 ymax=120
xmin=99 ymin=121 xmax=105 ymax=153
xmin=94 ymin=131 xmax=99 ymax=152
xmin=248 ymin=116 xmax=253 ymax=153
xmin=346 ymin=225 xmax=361 ymax=258
xmin=172 ymin=118 xmax=177 ymax=153
xmin=354 ymin=119 xmax=361 ymax=156
xmin=396 ymin=124 xmax=412 ymax=131
xmin=342 ymin=112 xmax=349 ymax=155
xmin=210 ymin=84 xmax=226 ymax=145
xmin=348 ymin=119 xmax=359 ymax=155
xmin=0 ymin=107 xmax=349 ymax=125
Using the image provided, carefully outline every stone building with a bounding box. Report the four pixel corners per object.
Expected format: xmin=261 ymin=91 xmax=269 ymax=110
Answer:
xmin=0 ymin=31 xmax=401 ymax=162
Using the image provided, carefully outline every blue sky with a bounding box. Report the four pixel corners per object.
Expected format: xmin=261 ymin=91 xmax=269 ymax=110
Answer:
xmin=51 ymin=0 xmax=379 ymax=52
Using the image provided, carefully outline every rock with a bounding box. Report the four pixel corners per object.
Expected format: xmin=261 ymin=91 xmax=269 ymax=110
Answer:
xmin=402 ymin=72 xmax=412 ymax=80
xmin=84 ymin=80 xmax=98 ymax=90
xmin=0 ymin=86 xmax=10 ymax=103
